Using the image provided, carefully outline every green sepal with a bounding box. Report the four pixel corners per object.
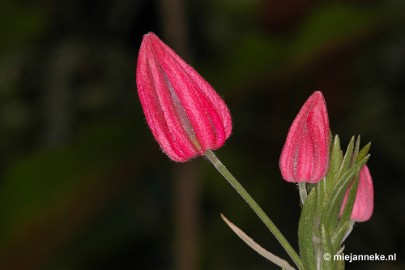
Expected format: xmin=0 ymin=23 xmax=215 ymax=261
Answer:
xmin=298 ymin=187 xmax=318 ymax=270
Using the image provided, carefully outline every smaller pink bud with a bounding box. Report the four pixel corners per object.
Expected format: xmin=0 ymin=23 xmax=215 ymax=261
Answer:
xmin=279 ymin=91 xmax=330 ymax=183
xmin=340 ymin=165 xmax=374 ymax=222
xmin=136 ymin=32 xmax=232 ymax=162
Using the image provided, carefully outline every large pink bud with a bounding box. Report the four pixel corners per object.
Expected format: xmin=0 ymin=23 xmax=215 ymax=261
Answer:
xmin=136 ymin=32 xmax=232 ymax=162
xmin=341 ymin=165 xmax=374 ymax=222
xmin=279 ymin=91 xmax=330 ymax=183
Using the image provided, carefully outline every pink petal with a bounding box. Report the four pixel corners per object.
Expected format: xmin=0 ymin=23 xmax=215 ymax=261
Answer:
xmin=136 ymin=32 xmax=232 ymax=161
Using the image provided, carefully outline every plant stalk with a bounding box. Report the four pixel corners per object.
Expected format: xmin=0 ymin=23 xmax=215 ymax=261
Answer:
xmin=204 ymin=150 xmax=304 ymax=270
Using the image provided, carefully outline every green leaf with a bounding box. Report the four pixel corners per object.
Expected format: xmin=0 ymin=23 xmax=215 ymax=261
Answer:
xmin=320 ymin=224 xmax=336 ymax=270
xmin=298 ymin=187 xmax=318 ymax=270
xmin=315 ymin=178 xmax=327 ymax=218
xmin=351 ymin=136 xmax=361 ymax=166
xmin=221 ymin=214 xmax=295 ymax=270
xmin=334 ymin=171 xmax=360 ymax=245
xmin=357 ymin=142 xmax=371 ymax=162
xmin=337 ymin=136 xmax=355 ymax=180
xmin=332 ymin=221 xmax=350 ymax=247
xmin=326 ymin=135 xmax=343 ymax=190
xmin=321 ymin=155 xmax=369 ymax=234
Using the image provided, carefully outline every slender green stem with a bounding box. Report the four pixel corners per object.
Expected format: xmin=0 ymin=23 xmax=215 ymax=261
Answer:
xmin=204 ymin=150 xmax=304 ymax=270
xmin=298 ymin=183 xmax=307 ymax=205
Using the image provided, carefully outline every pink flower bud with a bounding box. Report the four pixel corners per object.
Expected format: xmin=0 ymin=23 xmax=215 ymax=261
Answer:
xmin=279 ymin=91 xmax=330 ymax=183
xmin=136 ymin=32 xmax=232 ymax=162
xmin=340 ymin=165 xmax=374 ymax=222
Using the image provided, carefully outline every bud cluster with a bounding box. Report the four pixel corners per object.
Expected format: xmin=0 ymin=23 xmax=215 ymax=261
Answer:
xmin=135 ymin=32 xmax=374 ymax=270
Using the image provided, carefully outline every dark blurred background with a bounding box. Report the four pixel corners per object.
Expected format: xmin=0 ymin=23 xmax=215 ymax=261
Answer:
xmin=0 ymin=0 xmax=404 ymax=269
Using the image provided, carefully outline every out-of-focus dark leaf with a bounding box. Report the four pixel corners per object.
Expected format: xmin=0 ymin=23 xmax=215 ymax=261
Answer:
xmin=0 ymin=117 xmax=143 ymax=269
xmin=290 ymin=5 xmax=380 ymax=62
xmin=0 ymin=1 xmax=49 ymax=52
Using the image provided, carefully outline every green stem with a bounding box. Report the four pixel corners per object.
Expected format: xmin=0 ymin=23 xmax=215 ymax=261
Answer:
xmin=204 ymin=150 xmax=304 ymax=270
xmin=298 ymin=183 xmax=307 ymax=205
